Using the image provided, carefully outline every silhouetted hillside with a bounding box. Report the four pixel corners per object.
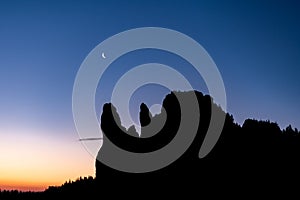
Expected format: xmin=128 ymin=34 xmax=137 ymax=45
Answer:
xmin=95 ymin=90 xmax=300 ymax=195
xmin=0 ymin=177 xmax=100 ymax=199
xmin=1 ymin=90 xmax=300 ymax=199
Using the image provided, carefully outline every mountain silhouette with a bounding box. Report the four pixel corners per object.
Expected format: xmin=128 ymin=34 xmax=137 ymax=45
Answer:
xmin=1 ymin=90 xmax=300 ymax=199
xmin=94 ymin=90 xmax=300 ymax=195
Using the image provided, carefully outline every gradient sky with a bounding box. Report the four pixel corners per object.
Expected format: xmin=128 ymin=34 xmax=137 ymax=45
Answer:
xmin=1 ymin=0 xmax=300 ymax=191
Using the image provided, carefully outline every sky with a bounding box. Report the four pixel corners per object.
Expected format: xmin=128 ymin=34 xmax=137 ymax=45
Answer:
xmin=1 ymin=0 xmax=300 ymax=191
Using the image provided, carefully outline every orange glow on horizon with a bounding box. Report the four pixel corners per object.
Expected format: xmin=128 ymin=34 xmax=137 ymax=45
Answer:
xmin=0 ymin=181 xmax=48 ymax=192
xmin=0 ymin=128 xmax=96 ymax=192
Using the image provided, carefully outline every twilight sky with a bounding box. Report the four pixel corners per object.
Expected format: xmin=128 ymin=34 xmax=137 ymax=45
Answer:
xmin=0 ymin=0 xmax=300 ymax=191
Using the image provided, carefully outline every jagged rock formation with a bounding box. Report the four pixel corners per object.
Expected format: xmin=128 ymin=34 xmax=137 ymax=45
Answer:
xmin=127 ymin=125 xmax=138 ymax=137
xmin=139 ymin=103 xmax=152 ymax=127
xmin=95 ymin=90 xmax=300 ymax=194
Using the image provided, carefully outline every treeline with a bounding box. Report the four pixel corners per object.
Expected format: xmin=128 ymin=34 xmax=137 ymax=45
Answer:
xmin=0 ymin=190 xmax=43 ymax=200
xmin=0 ymin=176 xmax=97 ymax=199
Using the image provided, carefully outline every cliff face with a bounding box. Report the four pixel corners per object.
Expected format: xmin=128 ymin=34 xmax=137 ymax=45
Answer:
xmin=95 ymin=90 xmax=300 ymax=190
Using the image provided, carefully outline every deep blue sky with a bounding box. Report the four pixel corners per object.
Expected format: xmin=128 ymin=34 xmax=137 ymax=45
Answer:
xmin=1 ymin=0 xmax=300 ymax=140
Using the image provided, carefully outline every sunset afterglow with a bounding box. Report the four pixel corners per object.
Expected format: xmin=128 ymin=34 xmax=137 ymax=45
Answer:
xmin=0 ymin=128 xmax=95 ymax=191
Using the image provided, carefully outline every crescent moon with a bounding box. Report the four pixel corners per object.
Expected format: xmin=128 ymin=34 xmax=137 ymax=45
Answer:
xmin=101 ymin=52 xmax=106 ymax=59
